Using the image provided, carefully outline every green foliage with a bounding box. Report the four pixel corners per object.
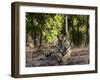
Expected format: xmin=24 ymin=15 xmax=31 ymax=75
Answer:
xmin=68 ymin=15 xmax=89 ymax=47
xmin=26 ymin=13 xmax=89 ymax=47
xmin=26 ymin=13 xmax=64 ymax=44
xmin=43 ymin=14 xmax=64 ymax=42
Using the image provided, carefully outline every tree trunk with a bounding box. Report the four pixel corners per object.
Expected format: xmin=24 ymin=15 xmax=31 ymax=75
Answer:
xmin=39 ymin=25 xmax=43 ymax=47
xmin=65 ymin=15 xmax=69 ymax=35
xmin=63 ymin=15 xmax=66 ymax=36
xmin=33 ymin=32 xmax=37 ymax=46
xmin=31 ymin=16 xmax=37 ymax=46
xmin=86 ymin=16 xmax=89 ymax=46
xmin=72 ymin=24 xmax=75 ymax=45
xmin=77 ymin=16 xmax=80 ymax=46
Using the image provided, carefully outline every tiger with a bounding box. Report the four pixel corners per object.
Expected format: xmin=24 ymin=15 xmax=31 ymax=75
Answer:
xmin=46 ymin=34 xmax=71 ymax=64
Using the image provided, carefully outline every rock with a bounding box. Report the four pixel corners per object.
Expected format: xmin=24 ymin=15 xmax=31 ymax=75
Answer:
xmin=62 ymin=48 xmax=89 ymax=65
xmin=26 ymin=46 xmax=89 ymax=67
xmin=71 ymin=48 xmax=89 ymax=57
xmin=26 ymin=42 xmax=34 ymax=49
xmin=26 ymin=51 xmax=33 ymax=63
xmin=67 ymin=55 xmax=89 ymax=65
xmin=26 ymin=54 xmax=59 ymax=67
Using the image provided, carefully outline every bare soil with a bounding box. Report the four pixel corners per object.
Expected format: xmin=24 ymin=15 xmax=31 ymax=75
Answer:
xmin=26 ymin=46 xmax=89 ymax=67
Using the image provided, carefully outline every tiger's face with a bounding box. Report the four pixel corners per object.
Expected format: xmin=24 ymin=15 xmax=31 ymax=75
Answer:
xmin=58 ymin=34 xmax=65 ymax=45
xmin=57 ymin=34 xmax=71 ymax=54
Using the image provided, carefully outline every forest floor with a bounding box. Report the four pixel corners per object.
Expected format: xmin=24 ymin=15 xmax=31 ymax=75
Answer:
xmin=26 ymin=45 xmax=89 ymax=67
